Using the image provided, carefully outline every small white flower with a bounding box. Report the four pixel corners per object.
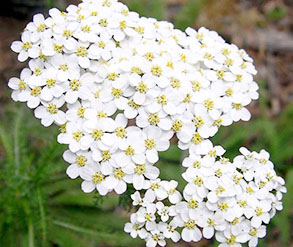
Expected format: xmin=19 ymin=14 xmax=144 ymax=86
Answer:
xmin=63 ymin=149 xmax=94 ymax=179
xmin=8 ymin=68 xmax=32 ymax=102
xmin=160 ymin=180 xmax=182 ymax=204
xmin=11 ymin=31 xmax=39 ymax=62
xmin=131 ymin=190 xmax=155 ymax=207
xmin=57 ymin=121 xmax=85 ymax=152
xmin=137 ymin=203 xmax=157 ymax=231
xmin=142 ymin=126 xmax=172 ymax=163
xmin=146 ymin=229 xmax=166 ymax=247
xmin=124 ymin=213 xmax=148 ymax=239
xmin=103 ymin=164 xmax=133 ymax=194
xmin=34 ymin=98 xmax=66 ymax=127
xmin=175 ymin=212 xmax=202 ymax=242
xmin=80 ymin=163 xmax=109 ymax=195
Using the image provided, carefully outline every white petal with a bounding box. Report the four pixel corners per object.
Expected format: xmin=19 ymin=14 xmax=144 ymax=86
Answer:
xmin=66 ymin=164 xmax=79 ymax=179
xmin=81 ymin=181 xmax=95 ymax=193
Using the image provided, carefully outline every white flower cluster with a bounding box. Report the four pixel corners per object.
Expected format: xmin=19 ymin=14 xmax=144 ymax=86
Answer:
xmin=8 ymin=0 xmax=285 ymax=246
xmin=125 ymin=148 xmax=286 ymax=247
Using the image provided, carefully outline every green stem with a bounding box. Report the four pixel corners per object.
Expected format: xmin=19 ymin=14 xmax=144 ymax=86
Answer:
xmin=23 ymin=200 xmax=34 ymax=247
xmin=28 ymin=217 xmax=34 ymax=247
xmin=37 ymin=188 xmax=47 ymax=247
xmin=52 ymin=220 xmax=102 ymax=237
xmin=13 ymin=109 xmax=23 ymax=174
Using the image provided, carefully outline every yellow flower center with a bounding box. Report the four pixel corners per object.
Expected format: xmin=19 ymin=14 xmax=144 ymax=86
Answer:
xmin=119 ymin=20 xmax=126 ymax=30
xmin=59 ymin=64 xmax=68 ymax=71
xmin=237 ymin=200 xmax=247 ymax=208
xmin=236 ymin=74 xmax=242 ymax=82
xmin=22 ymin=41 xmax=32 ymax=51
xmin=137 ymin=82 xmax=148 ymax=93
xmin=99 ymin=18 xmax=108 ymax=27
xmin=113 ymin=168 xmax=125 ymax=180
xmin=183 ymin=94 xmax=191 ymax=103
xmin=63 ymin=30 xmax=72 ymax=38
xmin=77 ymin=107 xmax=86 ymax=118
xmin=192 ymin=81 xmax=201 ymax=92
xmin=217 ymin=70 xmax=225 ymax=79
xmin=101 ymin=150 xmax=111 ymax=162
xmin=225 ymin=88 xmax=233 ymax=96
xmin=59 ymin=123 xmax=67 ymax=133
xmin=193 ymin=116 xmax=204 ymax=128
xmin=170 ymin=77 xmax=181 ymax=88
xmin=81 ymin=25 xmax=91 ymax=33
xmin=73 ymin=131 xmax=83 ymax=142
xmin=91 ymin=129 xmax=104 ymax=140
xmin=53 ymin=43 xmax=64 ymax=53
xmin=246 ymin=187 xmax=254 ymax=194
xmin=232 ymin=103 xmax=243 ymax=110
xmin=107 ymin=72 xmax=119 ymax=81
xmin=96 ymin=111 xmax=107 ymax=118
xmin=128 ymin=99 xmax=140 ymax=109
xmin=222 ymin=48 xmax=230 ymax=55
xmin=204 ymin=52 xmax=213 ymax=60
xmin=112 ymin=88 xmax=122 ymax=98
xmin=148 ymin=113 xmax=160 ymax=125
xmin=102 ymin=0 xmax=111 ymax=6
xmin=76 ymin=46 xmax=88 ymax=57
xmin=18 ymin=80 xmax=26 ymax=90
xmin=193 ymin=160 xmax=201 ymax=168
xmin=171 ymin=120 xmax=182 ymax=132
xmin=215 ymin=168 xmax=222 ymax=177
xmin=134 ymin=164 xmax=146 ymax=175
xmin=249 ymin=228 xmax=258 ymax=236
xmin=216 ymin=185 xmax=226 ymax=195
xmin=37 ymin=24 xmax=45 ymax=32
xmin=208 ymin=218 xmax=215 ymax=226
xmin=255 ymin=207 xmax=263 ymax=216
xmin=151 ymin=65 xmax=162 ymax=77
xmin=46 ymin=79 xmax=56 ymax=88
xmin=115 ymin=127 xmax=127 ymax=138
xmin=218 ymin=203 xmax=229 ymax=211
xmin=99 ymin=41 xmax=105 ymax=48
xmin=125 ymin=145 xmax=135 ymax=156
xmin=131 ymin=66 xmax=143 ymax=75
xmin=192 ymin=132 xmax=202 ymax=144
xmin=226 ymin=235 xmax=236 ymax=244
xmin=194 ymin=176 xmax=203 ymax=186
xmin=151 ymin=182 xmax=160 ymax=190
xmin=225 ymin=58 xmax=234 ymax=66
xmin=188 ymin=199 xmax=198 ymax=209
xmin=204 ymin=99 xmax=214 ymax=110
xmin=30 ymin=86 xmax=41 ymax=96
xmin=144 ymin=52 xmax=154 ymax=61
xmin=184 ymin=220 xmax=196 ymax=230
xmin=145 ymin=139 xmax=155 ymax=149
xmin=47 ymin=103 xmax=58 ymax=114
xmin=92 ymin=172 xmax=104 ymax=184
xmin=157 ymin=95 xmax=168 ymax=105
xmin=135 ymin=26 xmax=145 ymax=34
xmin=69 ymin=79 xmax=80 ymax=91
xmin=34 ymin=68 xmax=42 ymax=76
xmin=232 ymin=217 xmax=239 ymax=225
xmin=76 ymin=155 xmax=87 ymax=167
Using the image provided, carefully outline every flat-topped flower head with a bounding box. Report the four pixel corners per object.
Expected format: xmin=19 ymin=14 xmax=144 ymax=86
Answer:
xmin=8 ymin=0 xmax=285 ymax=246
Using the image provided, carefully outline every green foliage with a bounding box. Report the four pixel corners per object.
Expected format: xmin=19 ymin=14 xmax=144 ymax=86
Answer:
xmin=266 ymin=6 xmax=288 ymax=21
xmin=124 ymin=0 xmax=166 ymax=20
xmin=0 ymin=105 xmax=143 ymax=247
xmin=1 ymin=1 xmax=292 ymax=247
xmin=174 ymin=0 xmax=209 ymax=30
xmin=272 ymin=169 xmax=293 ymax=246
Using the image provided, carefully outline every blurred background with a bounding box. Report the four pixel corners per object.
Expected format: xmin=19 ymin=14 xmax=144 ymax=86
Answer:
xmin=0 ymin=0 xmax=292 ymax=246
